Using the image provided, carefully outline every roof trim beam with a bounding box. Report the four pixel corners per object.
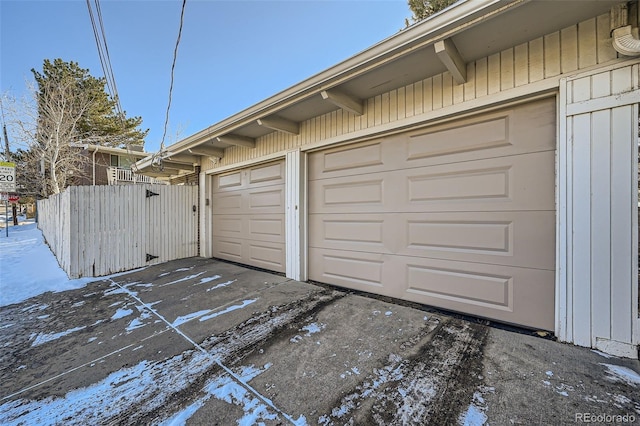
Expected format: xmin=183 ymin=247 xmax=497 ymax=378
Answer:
xmin=434 ymin=38 xmax=467 ymax=84
xmin=257 ymin=116 xmax=300 ymax=135
xmin=216 ymin=134 xmax=256 ymax=148
xmin=188 ymin=146 xmax=225 ymax=158
xmin=320 ymin=89 xmax=363 ymax=115
xmin=162 ymin=153 xmax=199 ymax=164
xmin=159 ymin=161 xmax=195 ymax=171
xmin=144 ymin=169 xmax=180 ymax=177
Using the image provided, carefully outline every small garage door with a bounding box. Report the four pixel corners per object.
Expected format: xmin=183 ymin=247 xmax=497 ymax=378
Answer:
xmin=308 ymin=98 xmax=556 ymax=330
xmin=212 ymin=160 xmax=286 ymax=273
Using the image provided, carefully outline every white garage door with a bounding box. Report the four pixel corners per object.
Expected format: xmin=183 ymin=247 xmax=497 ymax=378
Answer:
xmin=308 ymin=98 xmax=556 ymax=330
xmin=212 ymin=160 xmax=286 ymax=273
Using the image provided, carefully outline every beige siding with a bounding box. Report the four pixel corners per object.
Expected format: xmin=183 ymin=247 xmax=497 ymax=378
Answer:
xmin=202 ymin=12 xmax=617 ymax=173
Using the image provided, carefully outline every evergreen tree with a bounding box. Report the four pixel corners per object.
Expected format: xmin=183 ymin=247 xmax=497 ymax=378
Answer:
xmin=32 ymin=59 xmax=148 ymax=148
xmin=407 ymin=0 xmax=458 ymax=22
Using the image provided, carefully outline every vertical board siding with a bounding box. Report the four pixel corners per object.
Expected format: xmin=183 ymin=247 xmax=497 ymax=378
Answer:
xmin=204 ymin=12 xmax=618 ymax=173
xmin=37 ymin=184 xmax=198 ymax=278
xmin=561 ymin=64 xmax=639 ymax=354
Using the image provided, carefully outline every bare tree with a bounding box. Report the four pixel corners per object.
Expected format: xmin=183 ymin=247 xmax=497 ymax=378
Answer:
xmin=3 ymin=59 xmax=148 ymax=197
xmin=3 ymin=78 xmax=93 ymax=196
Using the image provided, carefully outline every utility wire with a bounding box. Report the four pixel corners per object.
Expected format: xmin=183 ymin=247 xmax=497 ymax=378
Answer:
xmin=86 ymin=0 xmax=125 ymax=126
xmin=159 ymin=0 xmax=187 ymax=152
xmin=94 ymin=0 xmax=123 ymax=118
xmin=87 ymin=0 xmax=138 ymax=166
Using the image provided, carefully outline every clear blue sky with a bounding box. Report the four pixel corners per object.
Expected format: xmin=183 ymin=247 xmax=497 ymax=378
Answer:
xmin=1 ymin=0 xmax=411 ymax=154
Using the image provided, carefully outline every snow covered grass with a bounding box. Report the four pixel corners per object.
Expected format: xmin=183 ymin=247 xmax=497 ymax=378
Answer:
xmin=0 ymin=220 xmax=143 ymax=307
xmin=0 ymin=220 xmax=98 ymax=307
xmin=601 ymin=363 xmax=640 ymax=387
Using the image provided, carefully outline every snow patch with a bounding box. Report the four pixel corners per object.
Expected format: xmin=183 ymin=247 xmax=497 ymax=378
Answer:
xmin=31 ymin=326 xmax=86 ymax=347
xmin=156 ymin=363 xmax=305 ymax=426
xmin=171 ymin=309 xmax=213 ymax=327
xmin=459 ymin=390 xmax=490 ymax=426
xmin=460 ymin=404 xmax=487 ymax=426
xmin=601 ymin=363 xmax=640 ymax=387
xmin=111 ymin=308 xmax=133 ymax=320
xmin=159 ymin=273 xmax=204 ymax=287
xmin=199 ymin=299 xmax=256 ymax=322
xmin=206 ymin=279 xmax=237 ymax=292
xmin=195 ymin=275 xmax=221 ymax=285
xmin=0 ymin=222 xmax=106 ymax=307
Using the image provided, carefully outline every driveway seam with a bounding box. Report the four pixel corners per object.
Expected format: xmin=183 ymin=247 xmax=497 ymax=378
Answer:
xmin=108 ymin=278 xmax=302 ymax=425
xmin=1 ymin=343 xmax=137 ymax=401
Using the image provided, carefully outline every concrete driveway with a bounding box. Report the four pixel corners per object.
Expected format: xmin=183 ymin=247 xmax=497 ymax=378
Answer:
xmin=1 ymin=257 xmax=639 ymax=425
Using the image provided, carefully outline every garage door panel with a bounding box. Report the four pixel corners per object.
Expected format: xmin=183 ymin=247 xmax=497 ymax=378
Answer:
xmin=249 ymin=161 xmax=285 ymax=185
xmin=405 ymin=98 xmax=555 ymax=165
xmin=319 ymin=141 xmax=384 ymax=174
xmin=213 ymin=187 xmax=285 ymax=215
xmin=247 ymin=242 xmax=286 ymax=272
xmin=308 ymin=248 xmax=386 ymax=291
xmin=248 ymin=187 xmax=285 ymax=210
xmin=213 ymin=215 xmax=243 ymax=237
xmin=216 ymin=170 xmax=243 ymax=190
xmin=309 ymin=214 xmax=389 ymax=252
xmin=212 ymin=160 xmax=285 ymax=273
xmin=405 ymin=262 xmax=512 ymax=309
xmin=400 ymin=257 xmax=555 ymax=330
xmin=309 ymin=151 xmax=555 ymax=214
xmin=407 ymin=115 xmax=510 ymax=161
xmin=309 ymin=98 xmax=555 ymax=181
xmin=308 ymin=99 xmax=556 ymax=330
xmin=213 ymin=239 xmax=285 ymax=273
xmin=213 ymin=214 xmax=284 ymax=243
xmin=309 ymin=248 xmax=554 ymax=330
xmin=310 ymin=211 xmax=554 ymax=270
xmin=213 ymin=239 xmax=243 ymax=261
xmin=213 ymin=161 xmax=285 ymax=193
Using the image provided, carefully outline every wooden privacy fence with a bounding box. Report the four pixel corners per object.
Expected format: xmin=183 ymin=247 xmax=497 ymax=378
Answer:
xmin=37 ymin=184 xmax=199 ymax=278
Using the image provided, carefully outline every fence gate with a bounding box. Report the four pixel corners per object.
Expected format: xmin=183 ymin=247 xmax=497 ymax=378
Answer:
xmin=38 ymin=184 xmax=199 ymax=278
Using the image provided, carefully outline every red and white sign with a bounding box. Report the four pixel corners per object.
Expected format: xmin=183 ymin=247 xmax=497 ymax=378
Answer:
xmin=8 ymin=195 xmax=19 ymax=203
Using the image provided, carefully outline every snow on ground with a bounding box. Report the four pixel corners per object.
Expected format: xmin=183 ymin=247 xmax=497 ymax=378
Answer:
xmin=0 ymin=220 xmax=145 ymax=307
xmin=0 ymin=220 xmax=100 ymax=307
xmin=601 ymin=363 xmax=640 ymax=387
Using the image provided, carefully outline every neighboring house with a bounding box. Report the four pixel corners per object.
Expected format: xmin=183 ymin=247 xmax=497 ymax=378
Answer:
xmin=136 ymin=1 xmax=640 ymax=357
xmin=73 ymin=144 xmax=166 ymax=186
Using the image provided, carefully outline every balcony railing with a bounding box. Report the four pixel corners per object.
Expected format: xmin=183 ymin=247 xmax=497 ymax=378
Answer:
xmin=106 ymin=167 xmax=167 ymax=185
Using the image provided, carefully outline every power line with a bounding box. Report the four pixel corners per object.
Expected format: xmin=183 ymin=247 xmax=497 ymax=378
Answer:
xmin=86 ymin=0 xmax=124 ymax=120
xmin=159 ymin=0 xmax=187 ymax=152
xmin=94 ymin=0 xmax=123 ymax=118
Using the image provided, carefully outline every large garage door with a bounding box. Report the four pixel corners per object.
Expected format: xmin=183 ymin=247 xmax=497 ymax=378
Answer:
xmin=212 ymin=160 xmax=286 ymax=273
xmin=308 ymin=98 xmax=556 ymax=330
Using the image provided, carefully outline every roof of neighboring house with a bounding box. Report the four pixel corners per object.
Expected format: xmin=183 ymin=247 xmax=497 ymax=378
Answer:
xmin=135 ymin=0 xmax=621 ymax=174
xmin=72 ymin=143 xmax=148 ymax=159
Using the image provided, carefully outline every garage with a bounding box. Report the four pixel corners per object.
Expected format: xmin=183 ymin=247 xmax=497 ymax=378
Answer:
xmin=212 ymin=160 xmax=286 ymax=273
xmin=308 ymin=98 xmax=556 ymax=330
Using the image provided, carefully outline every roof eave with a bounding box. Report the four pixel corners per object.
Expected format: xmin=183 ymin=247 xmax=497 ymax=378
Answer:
xmin=137 ymin=0 xmax=523 ymax=170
